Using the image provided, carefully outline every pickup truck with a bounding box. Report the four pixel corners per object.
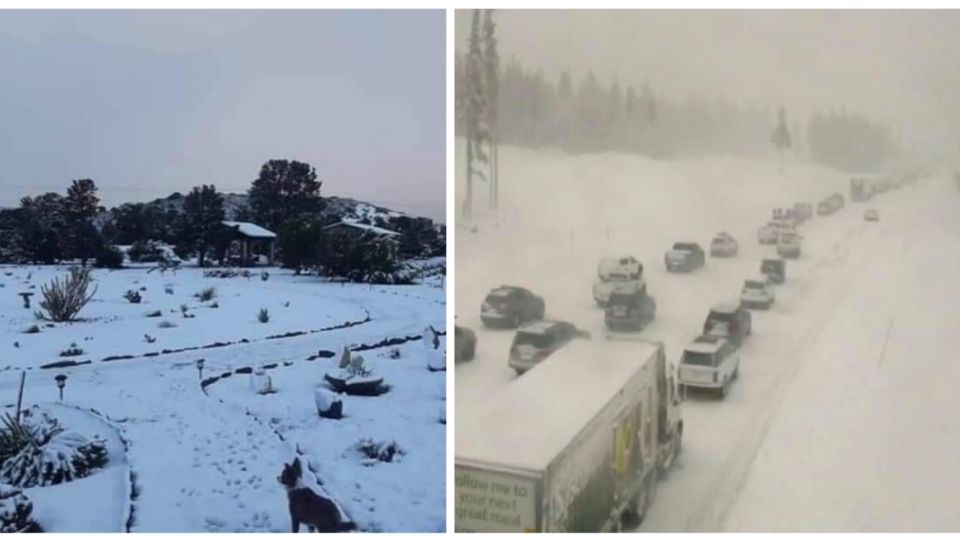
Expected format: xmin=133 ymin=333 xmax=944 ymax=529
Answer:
xmin=455 ymin=338 xmax=683 ymax=532
xmin=664 ymin=242 xmax=705 ymax=273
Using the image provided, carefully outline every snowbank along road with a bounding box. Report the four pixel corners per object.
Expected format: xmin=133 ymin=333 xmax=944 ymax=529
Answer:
xmin=455 ymin=143 xmax=960 ymax=531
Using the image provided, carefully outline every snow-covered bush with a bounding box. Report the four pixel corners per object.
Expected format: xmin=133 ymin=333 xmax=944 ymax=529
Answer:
xmin=354 ymin=439 xmax=403 ymax=464
xmin=145 ymin=310 xmax=162 ymax=318
xmin=94 ymin=245 xmax=124 ymax=269
xmin=0 ymin=409 xmax=108 ymax=488
xmin=58 ymin=343 xmax=84 ymax=357
xmin=257 ymin=308 xmax=270 ymax=323
xmin=22 ymin=325 xmax=39 ymax=334
xmin=123 ymin=289 xmax=142 ymax=303
xmin=38 ymin=267 xmax=97 ymax=322
xmin=127 ymin=240 xmax=165 ymax=263
xmin=0 ymin=483 xmax=40 ymax=532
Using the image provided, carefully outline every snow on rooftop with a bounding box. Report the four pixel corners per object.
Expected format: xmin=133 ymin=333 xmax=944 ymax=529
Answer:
xmin=221 ymin=221 xmax=277 ymax=238
xmin=456 ymin=338 xmax=660 ymax=473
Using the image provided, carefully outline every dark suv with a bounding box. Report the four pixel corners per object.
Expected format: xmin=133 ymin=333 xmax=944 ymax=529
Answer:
xmin=604 ymin=283 xmax=657 ymax=331
xmin=702 ymin=302 xmax=752 ymax=348
xmin=480 ymin=286 xmax=546 ymax=328
xmin=508 ymin=320 xmax=588 ymax=375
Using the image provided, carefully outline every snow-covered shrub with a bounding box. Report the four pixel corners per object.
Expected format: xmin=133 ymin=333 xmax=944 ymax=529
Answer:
xmin=94 ymin=245 xmax=124 ymax=269
xmin=388 ymin=347 xmax=401 ymax=359
xmin=145 ymin=310 xmax=162 ymax=318
xmin=0 ymin=483 xmax=40 ymax=532
xmin=22 ymin=325 xmax=39 ymax=334
xmin=353 ymin=439 xmax=403 ymax=464
xmin=194 ymin=287 xmax=216 ymax=302
xmin=123 ymin=290 xmax=142 ymax=304
xmin=157 ymin=320 xmax=177 ymax=329
xmin=257 ymin=308 xmax=269 ymax=323
xmin=0 ymin=409 xmax=108 ymax=488
xmin=58 ymin=343 xmax=84 ymax=357
xmin=38 ymin=267 xmax=97 ymax=322
xmin=127 ymin=240 xmax=165 ymax=263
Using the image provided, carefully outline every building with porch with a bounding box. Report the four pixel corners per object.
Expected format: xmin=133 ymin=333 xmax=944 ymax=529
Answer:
xmin=221 ymin=221 xmax=277 ymax=266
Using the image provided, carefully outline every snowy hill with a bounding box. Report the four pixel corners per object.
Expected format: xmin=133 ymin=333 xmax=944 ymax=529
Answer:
xmin=96 ymin=192 xmax=432 ymax=230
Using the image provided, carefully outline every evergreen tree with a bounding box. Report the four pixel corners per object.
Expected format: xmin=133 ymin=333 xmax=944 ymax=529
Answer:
xmin=63 ymin=179 xmax=102 ymax=265
xmin=181 ymin=184 xmax=225 ymax=267
xmin=248 ymin=159 xmax=323 ymax=231
xmin=482 ymin=10 xmax=500 ymax=210
xmin=278 ymin=219 xmax=321 ymax=274
xmin=770 ymin=107 xmax=792 ymax=174
xmin=16 ymin=193 xmax=66 ymax=264
xmin=462 ymin=9 xmax=487 ymax=218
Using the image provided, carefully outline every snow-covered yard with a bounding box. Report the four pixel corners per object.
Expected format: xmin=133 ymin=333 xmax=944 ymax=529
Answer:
xmin=456 ymin=142 xmax=960 ymax=531
xmin=0 ymin=265 xmax=445 ymax=532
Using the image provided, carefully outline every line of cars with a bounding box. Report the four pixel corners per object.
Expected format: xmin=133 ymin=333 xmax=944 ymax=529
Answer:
xmin=455 ymin=171 xmax=914 ymax=532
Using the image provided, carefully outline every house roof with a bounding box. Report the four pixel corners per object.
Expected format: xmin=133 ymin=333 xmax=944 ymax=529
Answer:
xmin=221 ymin=221 xmax=277 ymax=239
xmin=323 ymin=219 xmax=399 ymax=237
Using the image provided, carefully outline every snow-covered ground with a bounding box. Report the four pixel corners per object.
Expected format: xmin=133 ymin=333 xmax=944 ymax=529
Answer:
xmin=455 ymin=142 xmax=960 ymax=531
xmin=0 ymin=265 xmax=445 ymax=532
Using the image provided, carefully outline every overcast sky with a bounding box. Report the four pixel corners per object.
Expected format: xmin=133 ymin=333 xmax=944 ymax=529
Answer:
xmin=456 ymin=10 xmax=960 ymax=164
xmin=0 ymin=10 xmax=445 ymax=221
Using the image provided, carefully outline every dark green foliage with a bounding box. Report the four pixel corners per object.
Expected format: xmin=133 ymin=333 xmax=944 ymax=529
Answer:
xmin=316 ymin=231 xmax=408 ymax=284
xmin=0 ymin=409 xmax=109 ymax=490
xmin=278 ymin=220 xmax=321 ymax=273
xmin=15 ymin=193 xmax=67 ymax=264
xmin=0 ymin=483 xmax=40 ymax=532
xmin=94 ymin=245 xmax=124 ymax=269
xmin=63 ymin=179 xmax=102 ymax=266
xmin=127 ymin=240 xmax=165 ymax=263
xmin=59 ymin=343 xmax=84 ymax=357
xmin=248 ymin=159 xmax=324 ymax=231
xmin=179 ymin=185 xmax=225 ymax=267
xmin=808 ymin=109 xmax=898 ymax=172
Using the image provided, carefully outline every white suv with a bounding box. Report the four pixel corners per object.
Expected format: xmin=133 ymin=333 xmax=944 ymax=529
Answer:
xmin=740 ymin=277 xmax=775 ymax=309
xmin=592 ymin=256 xmax=642 ymax=306
xmin=678 ymin=335 xmax=740 ymax=398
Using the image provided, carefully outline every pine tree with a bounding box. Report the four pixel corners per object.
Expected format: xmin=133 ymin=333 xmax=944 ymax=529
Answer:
xmin=462 ymin=9 xmax=486 ymax=218
xmin=63 ymin=179 xmax=102 ymax=266
xmin=181 ymin=184 xmax=225 ymax=267
xmin=482 ymin=10 xmax=500 ymax=211
xmin=248 ymin=159 xmax=323 ymax=232
xmin=770 ymin=107 xmax=792 ymax=174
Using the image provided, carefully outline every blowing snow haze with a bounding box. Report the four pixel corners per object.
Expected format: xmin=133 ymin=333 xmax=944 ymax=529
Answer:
xmin=455 ymin=9 xmax=960 ymax=165
xmin=0 ymin=10 xmax=445 ymax=221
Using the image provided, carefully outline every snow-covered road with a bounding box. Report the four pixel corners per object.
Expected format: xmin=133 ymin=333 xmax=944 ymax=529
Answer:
xmin=455 ymin=143 xmax=959 ymax=531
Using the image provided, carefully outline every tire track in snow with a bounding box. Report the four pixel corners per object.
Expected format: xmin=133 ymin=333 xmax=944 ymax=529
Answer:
xmin=679 ymin=220 xmax=887 ymax=531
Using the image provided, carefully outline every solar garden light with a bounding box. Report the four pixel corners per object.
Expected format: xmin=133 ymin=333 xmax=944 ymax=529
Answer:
xmin=55 ymin=374 xmax=67 ymax=402
xmin=196 ymin=358 xmax=205 ymax=381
